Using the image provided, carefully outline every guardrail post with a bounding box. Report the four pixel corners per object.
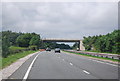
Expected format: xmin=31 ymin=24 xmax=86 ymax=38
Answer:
xmin=112 ymin=57 xmax=114 ymax=59
xmin=106 ymin=56 xmax=108 ymax=58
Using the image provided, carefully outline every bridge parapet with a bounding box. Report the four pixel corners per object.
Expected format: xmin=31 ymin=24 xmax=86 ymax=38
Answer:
xmin=42 ymin=38 xmax=81 ymax=42
xmin=42 ymin=38 xmax=85 ymax=51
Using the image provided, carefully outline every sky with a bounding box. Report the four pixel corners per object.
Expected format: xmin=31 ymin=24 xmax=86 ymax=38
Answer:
xmin=2 ymin=2 xmax=118 ymax=41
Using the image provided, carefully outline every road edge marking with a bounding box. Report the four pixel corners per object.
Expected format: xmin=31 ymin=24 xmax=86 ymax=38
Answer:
xmin=23 ymin=53 xmax=39 ymax=80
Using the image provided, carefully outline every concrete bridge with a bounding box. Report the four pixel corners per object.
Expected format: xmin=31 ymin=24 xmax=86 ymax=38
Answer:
xmin=42 ymin=38 xmax=85 ymax=50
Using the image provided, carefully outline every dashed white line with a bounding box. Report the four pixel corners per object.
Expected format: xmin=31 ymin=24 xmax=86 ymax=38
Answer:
xmin=83 ymin=70 xmax=90 ymax=74
xmin=23 ymin=53 xmax=39 ymax=80
xmin=70 ymin=63 xmax=73 ymax=66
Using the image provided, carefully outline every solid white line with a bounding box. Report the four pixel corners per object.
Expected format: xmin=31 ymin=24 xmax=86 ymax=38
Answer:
xmin=95 ymin=60 xmax=105 ymax=64
xmin=70 ymin=63 xmax=73 ymax=66
xmin=23 ymin=54 xmax=39 ymax=80
xmin=92 ymin=60 xmax=118 ymax=67
xmin=83 ymin=70 xmax=90 ymax=74
xmin=105 ymin=63 xmax=118 ymax=67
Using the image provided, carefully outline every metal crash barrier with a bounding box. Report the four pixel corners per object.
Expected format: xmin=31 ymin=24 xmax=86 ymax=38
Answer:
xmin=65 ymin=50 xmax=120 ymax=60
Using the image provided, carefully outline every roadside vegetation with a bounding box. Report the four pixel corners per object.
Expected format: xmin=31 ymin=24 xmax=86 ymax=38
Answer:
xmin=83 ymin=30 xmax=120 ymax=54
xmin=72 ymin=30 xmax=120 ymax=54
xmin=2 ymin=31 xmax=41 ymax=58
xmin=1 ymin=31 xmax=41 ymax=69
xmin=2 ymin=50 xmax=37 ymax=69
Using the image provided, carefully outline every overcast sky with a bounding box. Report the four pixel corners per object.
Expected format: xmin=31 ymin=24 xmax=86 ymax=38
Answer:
xmin=2 ymin=2 xmax=118 ymax=40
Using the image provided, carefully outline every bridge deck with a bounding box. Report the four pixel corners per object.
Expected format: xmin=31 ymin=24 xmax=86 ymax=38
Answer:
xmin=42 ymin=39 xmax=81 ymax=42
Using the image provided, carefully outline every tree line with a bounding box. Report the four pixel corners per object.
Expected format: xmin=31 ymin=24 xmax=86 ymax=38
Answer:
xmin=82 ymin=30 xmax=120 ymax=54
xmin=43 ymin=42 xmax=71 ymax=49
xmin=2 ymin=31 xmax=41 ymax=57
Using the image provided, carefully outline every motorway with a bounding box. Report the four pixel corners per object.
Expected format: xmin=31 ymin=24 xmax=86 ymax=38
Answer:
xmin=8 ymin=51 xmax=118 ymax=80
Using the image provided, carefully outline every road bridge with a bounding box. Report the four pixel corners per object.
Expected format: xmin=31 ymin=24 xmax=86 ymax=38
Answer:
xmin=42 ymin=38 xmax=85 ymax=50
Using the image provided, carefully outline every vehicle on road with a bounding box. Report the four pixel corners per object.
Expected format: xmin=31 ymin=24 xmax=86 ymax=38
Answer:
xmin=77 ymin=48 xmax=79 ymax=51
xmin=55 ymin=48 xmax=60 ymax=53
xmin=46 ymin=48 xmax=51 ymax=51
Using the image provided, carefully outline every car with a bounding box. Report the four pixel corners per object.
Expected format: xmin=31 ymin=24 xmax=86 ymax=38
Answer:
xmin=46 ymin=48 xmax=51 ymax=51
xmin=76 ymin=48 xmax=79 ymax=51
xmin=55 ymin=48 xmax=60 ymax=53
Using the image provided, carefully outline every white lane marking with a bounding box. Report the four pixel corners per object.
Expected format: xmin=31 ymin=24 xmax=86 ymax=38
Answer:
xmin=23 ymin=54 xmax=39 ymax=80
xmin=64 ymin=52 xmax=118 ymax=67
xmin=95 ymin=60 xmax=105 ymax=64
xmin=92 ymin=60 xmax=118 ymax=67
xmin=97 ymin=61 xmax=105 ymax=64
xmin=83 ymin=70 xmax=90 ymax=74
xmin=70 ymin=63 xmax=73 ymax=66
xmin=62 ymin=59 xmax=64 ymax=61
xmin=105 ymin=63 xmax=118 ymax=67
xmin=58 ymin=57 xmax=60 ymax=58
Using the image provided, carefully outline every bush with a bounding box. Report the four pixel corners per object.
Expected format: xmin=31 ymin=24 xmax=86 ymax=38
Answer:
xmin=29 ymin=45 xmax=37 ymax=51
xmin=9 ymin=46 xmax=28 ymax=54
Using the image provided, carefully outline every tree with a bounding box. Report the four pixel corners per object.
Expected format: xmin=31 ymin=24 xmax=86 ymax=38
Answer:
xmin=2 ymin=31 xmax=22 ymax=46
xmin=2 ymin=36 xmax=10 ymax=57
xmin=16 ymin=33 xmax=32 ymax=47
xmin=1 ymin=31 xmax=42 ymax=58
xmin=83 ymin=30 xmax=120 ymax=54
xmin=29 ymin=35 xmax=40 ymax=49
xmin=72 ymin=42 xmax=79 ymax=49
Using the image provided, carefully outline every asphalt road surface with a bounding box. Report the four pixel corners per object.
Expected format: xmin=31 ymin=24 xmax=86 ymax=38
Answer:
xmin=9 ymin=51 xmax=118 ymax=80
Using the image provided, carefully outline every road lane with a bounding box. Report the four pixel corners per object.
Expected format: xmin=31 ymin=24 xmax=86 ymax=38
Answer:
xmin=8 ymin=52 xmax=40 ymax=79
xmin=59 ymin=51 xmax=118 ymax=79
xmin=9 ymin=51 xmax=118 ymax=80
xmin=28 ymin=51 xmax=98 ymax=79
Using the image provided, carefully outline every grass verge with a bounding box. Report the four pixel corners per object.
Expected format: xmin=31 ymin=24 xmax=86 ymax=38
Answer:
xmin=63 ymin=51 xmax=120 ymax=62
xmin=1 ymin=50 xmax=38 ymax=69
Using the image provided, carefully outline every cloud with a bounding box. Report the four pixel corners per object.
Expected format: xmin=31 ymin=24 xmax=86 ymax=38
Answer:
xmin=2 ymin=2 xmax=118 ymax=39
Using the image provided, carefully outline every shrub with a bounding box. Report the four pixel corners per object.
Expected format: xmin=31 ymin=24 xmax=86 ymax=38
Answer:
xmin=29 ymin=45 xmax=37 ymax=51
xmin=9 ymin=46 xmax=28 ymax=54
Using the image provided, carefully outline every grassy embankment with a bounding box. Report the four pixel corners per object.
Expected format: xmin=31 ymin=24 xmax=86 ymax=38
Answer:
xmin=1 ymin=46 xmax=38 ymax=69
xmin=63 ymin=51 xmax=120 ymax=62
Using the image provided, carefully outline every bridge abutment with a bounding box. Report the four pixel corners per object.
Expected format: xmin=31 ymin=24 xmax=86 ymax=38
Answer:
xmin=79 ymin=40 xmax=85 ymax=51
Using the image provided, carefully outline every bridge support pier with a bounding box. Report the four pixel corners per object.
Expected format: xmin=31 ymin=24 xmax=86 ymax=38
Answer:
xmin=79 ymin=40 xmax=85 ymax=51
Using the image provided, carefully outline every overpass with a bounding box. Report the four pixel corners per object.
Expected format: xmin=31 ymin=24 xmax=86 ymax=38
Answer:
xmin=42 ymin=38 xmax=85 ymax=50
